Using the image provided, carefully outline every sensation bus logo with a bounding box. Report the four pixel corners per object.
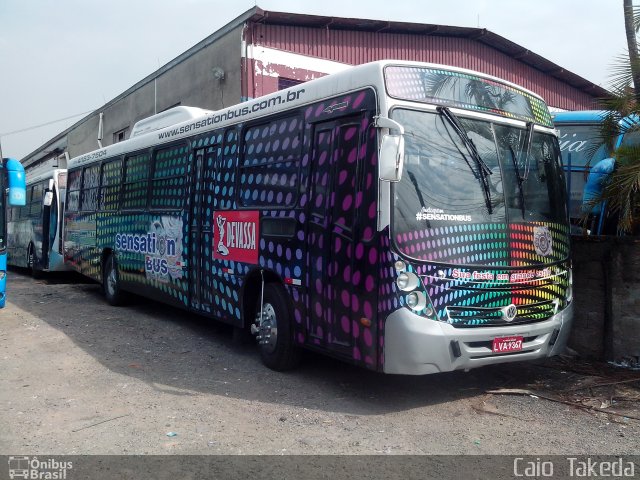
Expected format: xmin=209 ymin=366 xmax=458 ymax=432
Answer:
xmin=115 ymin=216 xmax=184 ymax=281
xmin=416 ymin=207 xmax=472 ymax=222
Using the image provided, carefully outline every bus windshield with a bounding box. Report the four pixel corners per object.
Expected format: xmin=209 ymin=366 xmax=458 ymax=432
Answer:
xmin=392 ymin=109 xmax=568 ymax=265
xmin=557 ymin=124 xmax=608 ymax=168
xmin=555 ymin=123 xmax=609 ymax=220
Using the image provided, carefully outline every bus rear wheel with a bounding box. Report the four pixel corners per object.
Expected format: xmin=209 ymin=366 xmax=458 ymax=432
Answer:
xmin=103 ymin=254 xmax=125 ymax=306
xmin=253 ymin=283 xmax=300 ymax=371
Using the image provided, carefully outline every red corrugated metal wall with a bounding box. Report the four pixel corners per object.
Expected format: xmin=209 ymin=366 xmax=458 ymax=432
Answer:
xmin=251 ymin=23 xmax=596 ymax=111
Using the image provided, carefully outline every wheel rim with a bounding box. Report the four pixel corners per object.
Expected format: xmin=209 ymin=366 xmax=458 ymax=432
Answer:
xmin=258 ymin=303 xmax=278 ymax=354
xmin=28 ymin=248 xmax=34 ymax=269
xmin=107 ymin=260 xmax=117 ymax=296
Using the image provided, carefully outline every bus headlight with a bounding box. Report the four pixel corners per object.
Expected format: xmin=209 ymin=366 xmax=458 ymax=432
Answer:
xmin=566 ymin=269 xmax=573 ymax=304
xmin=406 ymin=291 xmax=427 ymax=311
xmin=0 ymin=271 xmax=5 ymax=280
xmin=424 ymin=304 xmax=435 ymax=318
xmin=397 ymin=272 xmax=419 ymax=291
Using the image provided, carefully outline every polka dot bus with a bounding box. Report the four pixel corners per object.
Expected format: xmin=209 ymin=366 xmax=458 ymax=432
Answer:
xmin=63 ymin=61 xmax=572 ymax=374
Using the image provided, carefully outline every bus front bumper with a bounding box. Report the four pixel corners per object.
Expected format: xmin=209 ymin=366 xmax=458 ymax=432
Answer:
xmin=383 ymin=302 xmax=574 ymax=375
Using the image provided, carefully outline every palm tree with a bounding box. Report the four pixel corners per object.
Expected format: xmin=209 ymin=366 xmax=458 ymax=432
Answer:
xmin=594 ymin=0 xmax=640 ymax=233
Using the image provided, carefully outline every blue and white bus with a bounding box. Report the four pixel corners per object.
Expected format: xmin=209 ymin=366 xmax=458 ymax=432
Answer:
xmin=552 ymin=110 xmax=640 ymax=234
xmin=7 ymin=165 xmax=69 ymax=276
xmin=1 ymin=157 xmax=27 ymax=308
xmin=552 ymin=110 xmax=611 ymax=228
xmin=64 ymin=60 xmax=573 ymax=374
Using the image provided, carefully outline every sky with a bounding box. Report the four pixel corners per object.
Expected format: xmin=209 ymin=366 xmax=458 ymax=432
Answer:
xmin=0 ymin=0 xmax=629 ymax=160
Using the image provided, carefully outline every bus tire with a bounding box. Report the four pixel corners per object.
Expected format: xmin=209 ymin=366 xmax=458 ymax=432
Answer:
xmin=256 ymin=283 xmax=300 ymax=371
xmin=103 ymin=254 xmax=125 ymax=306
xmin=27 ymin=244 xmax=42 ymax=279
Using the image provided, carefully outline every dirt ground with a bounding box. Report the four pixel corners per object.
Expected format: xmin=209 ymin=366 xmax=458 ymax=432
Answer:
xmin=1 ymin=269 xmax=639 ymax=455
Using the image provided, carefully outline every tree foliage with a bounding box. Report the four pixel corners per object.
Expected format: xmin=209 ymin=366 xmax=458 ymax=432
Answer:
xmin=593 ymin=0 xmax=640 ymax=233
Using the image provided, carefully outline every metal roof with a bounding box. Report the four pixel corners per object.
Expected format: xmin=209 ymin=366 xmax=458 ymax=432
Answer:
xmin=249 ymin=8 xmax=609 ymax=99
xmin=22 ymin=6 xmax=609 ymax=167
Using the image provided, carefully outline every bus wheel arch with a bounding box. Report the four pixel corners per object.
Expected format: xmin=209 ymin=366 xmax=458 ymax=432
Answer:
xmin=243 ymin=270 xmax=300 ymax=371
xmin=102 ymin=250 xmax=125 ymax=306
xmin=241 ymin=269 xmax=281 ymax=329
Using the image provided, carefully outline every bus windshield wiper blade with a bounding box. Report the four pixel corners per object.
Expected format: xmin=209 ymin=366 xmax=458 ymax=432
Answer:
xmin=521 ymin=121 xmax=534 ymax=180
xmin=408 ymin=170 xmax=431 ymax=228
xmin=437 ymin=106 xmax=493 ymax=177
xmin=508 ymin=144 xmax=526 ymax=219
xmin=437 ymin=106 xmax=493 ymax=214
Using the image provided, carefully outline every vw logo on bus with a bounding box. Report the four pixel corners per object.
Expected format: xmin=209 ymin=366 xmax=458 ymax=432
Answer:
xmin=502 ymin=304 xmax=518 ymax=322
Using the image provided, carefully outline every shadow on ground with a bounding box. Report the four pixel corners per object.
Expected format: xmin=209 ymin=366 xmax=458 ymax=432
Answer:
xmin=5 ymin=269 xmax=623 ymax=417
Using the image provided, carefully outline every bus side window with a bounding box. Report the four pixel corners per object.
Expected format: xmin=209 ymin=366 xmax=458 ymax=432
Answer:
xmin=121 ymin=152 xmax=150 ymax=210
xmin=80 ymin=165 xmax=100 ymax=212
xmin=66 ymin=170 xmax=83 ymax=212
xmin=100 ymin=159 xmax=122 ymax=211
xmin=30 ymin=183 xmax=44 ymax=218
xmin=238 ymin=115 xmax=302 ymax=208
xmin=215 ymin=128 xmax=238 ymax=210
xmin=19 ymin=201 xmax=28 ymax=219
xmin=150 ymin=144 xmax=189 ymax=210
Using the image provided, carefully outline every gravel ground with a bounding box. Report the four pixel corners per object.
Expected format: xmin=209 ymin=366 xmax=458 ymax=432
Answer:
xmin=1 ymin=269 xmax=639 ymax=455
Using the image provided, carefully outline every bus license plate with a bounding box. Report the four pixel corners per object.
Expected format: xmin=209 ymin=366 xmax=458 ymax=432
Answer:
xmin=492 ymin=336 xmax=523 ymax=353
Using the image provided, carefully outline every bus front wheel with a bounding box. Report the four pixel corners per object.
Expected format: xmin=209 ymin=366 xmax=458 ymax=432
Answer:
xmin=103 ymin=254 xmax=125 ymax=306
xmin=254 ymin=283 xmax=300 ymax=371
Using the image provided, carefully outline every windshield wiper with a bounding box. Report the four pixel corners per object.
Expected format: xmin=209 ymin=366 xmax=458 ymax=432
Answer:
xmin=521 ymin=121 xmax=534 ymax=180
xmin=407 ymin=170 xmax=431 ymax=228
xmin=508 ymin=145 xmax=526 ymax=219
xmin=436 ymin=106 xmax=493 ymax=214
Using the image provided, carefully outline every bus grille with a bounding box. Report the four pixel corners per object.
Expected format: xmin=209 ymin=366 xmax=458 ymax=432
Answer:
xmin=444 ymin=299 xmax=559 ymax=327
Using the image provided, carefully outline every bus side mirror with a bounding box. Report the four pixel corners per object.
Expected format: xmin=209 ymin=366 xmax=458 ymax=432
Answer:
xmin=5 ymin=158 xmax=26 ymax=206
xmin=376 ymin=116 xmax=405 ymax=182
xmin=43 ymin=179 xmax=54 ymax=207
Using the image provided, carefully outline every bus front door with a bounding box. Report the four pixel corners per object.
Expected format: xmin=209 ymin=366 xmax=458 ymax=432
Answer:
xmin=307 ymin=116 xmax=363 ymax=353
xmin=189 ymin=146 xmax=220 ymax=312
xmin=40 ymin=185 xmax=56 ymax=271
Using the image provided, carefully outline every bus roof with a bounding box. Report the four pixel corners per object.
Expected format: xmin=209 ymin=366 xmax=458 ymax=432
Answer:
xmin=68 ymin=60 xmax=550 ymax=170
xmin=130 ymin=106 xmax=214 ymax=138
xmin=552 ymin=110 xmax=606 ymax=124
xmin=26 ymin=167 xmax=66 ymax=186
